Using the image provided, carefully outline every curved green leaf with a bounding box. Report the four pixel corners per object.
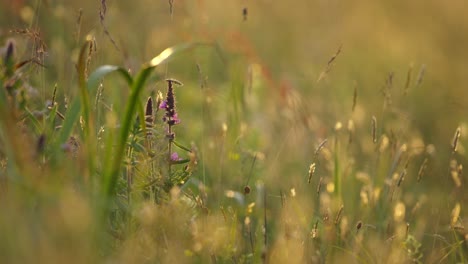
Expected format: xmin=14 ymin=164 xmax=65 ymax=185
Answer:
xmin=87 ymin=65 xmax=132 ymax=89
xmin=56 ymin=98 xmax=81 ymax=146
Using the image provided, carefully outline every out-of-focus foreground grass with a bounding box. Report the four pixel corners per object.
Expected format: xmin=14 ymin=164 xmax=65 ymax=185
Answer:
xmin=0 ymin=0 xmax=467 ymax=263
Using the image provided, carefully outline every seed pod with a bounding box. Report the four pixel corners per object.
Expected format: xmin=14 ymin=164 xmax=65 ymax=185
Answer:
xmin=356 ymin=221 xmax=363 ymax=232
xmin=244 ymin=185 xmax=251 ymax=195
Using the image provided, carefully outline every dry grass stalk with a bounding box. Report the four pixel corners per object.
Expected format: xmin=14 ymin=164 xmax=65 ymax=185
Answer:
xmin=314 ymin=139 xmax=327 ymax=159
xmin=196 ymin=63 xmax=208 ymax=89
xmin=317 ymin=177 xmax=323 ymax=197
xmin=99 ymin=0 xmax=120 ymax=51
xmin=11 ymin=28 xmax=47 ymax=65
xmin=279 ymin=190 xmax=286 ymax=207
xmin=404 ymin=65 xmax=413 ymax=95
xmin=311 ymin=220 xmax=319 ymax=239
xmin=334 ymin=205 xmax=344 ymax=226
xmin=417 ymin=158 xmax=428 ymax=182
xmin=348 ymin=119 xmax=355 ymax=144
xmin=317 ymin=45 xmax=342 ymax=83
xmin=416 ymin=64 xmax=426 ymax=86
xmin=145 ymin=96 xmax=154 ymax=137
xmin=51 ymin=85 xmax=57 ymax=108
xmin=397 ymin=169 xmax=407 ymax=187
xmin=352 ymin=82 xmax=357 ymax=112
xmin=451 ymin=127 xmax=461 ymax=153
xmin=451 ymin=169 xmax=462 ymax=188
xmin=308 ymin=163 xmax=316 ymax=184
xmin=382 ymin=72 xmax=394 ymax=107
xmin=85 ymin=37 xmax=97 ymax=79
xmin=169 ymin=0 xmax=175 ymax=17
xmin=75 ymin=8 xmax=83 ymax=42
xmin=451 ymin=203 xmax=461 ymax=227
xmin=371 ymin=116 xmax=377 ymax=143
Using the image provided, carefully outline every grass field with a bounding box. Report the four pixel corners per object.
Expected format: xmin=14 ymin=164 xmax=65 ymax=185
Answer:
xmin=0 ymin=1 xmax=467 ymax=263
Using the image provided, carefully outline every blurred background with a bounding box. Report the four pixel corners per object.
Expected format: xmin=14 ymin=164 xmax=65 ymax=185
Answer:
xmin=2 ymin=0 xmax=467 ymax=138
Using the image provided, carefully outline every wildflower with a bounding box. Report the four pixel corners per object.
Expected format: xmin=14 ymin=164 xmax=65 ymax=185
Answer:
xmin=161 ymin=79 xmax=183 ymax=126
xmin=171 ymin=113 xmax=180 ymax=125
xmin=163 ymin=78 xmax=183 ymax=175
xmin=171 ymin=152 xmax=181 ymax=161
xmin=159 ymin=100 xmax=167 ymax=109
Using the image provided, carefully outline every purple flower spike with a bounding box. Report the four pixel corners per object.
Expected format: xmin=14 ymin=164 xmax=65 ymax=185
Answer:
xmin=173 ymin=113 xmax=181 ymax=124
xmin=159 ymin=100 xmax=167 ymax=109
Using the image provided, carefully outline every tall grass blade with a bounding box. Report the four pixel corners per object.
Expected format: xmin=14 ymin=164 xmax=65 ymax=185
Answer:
xmin=77 ymin=41 xmax=92 ymax=139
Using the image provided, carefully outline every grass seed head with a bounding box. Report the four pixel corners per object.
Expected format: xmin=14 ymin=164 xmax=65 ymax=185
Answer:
xmin=371 ymin=116 xmax=377 ymax=143
xmin=317 ymin=177 xmax=323 ymax=196
xmin=404 ymin=64 xmax=413 ymax=95
xmin=243 ymin=7 xmax=248 ymax=21
xmin=352 ymin=82 xmax=357 ymax=112
xmin=452 ymin=127 xmax=461 ymax=153
xmin=417 ymin=158 xmax=428 ymax=182
xmin=397 ymin=169 xmax=406 ymax=187
xmin=145 ymin=96 xmax=154 ymax=135
xmin=334 ymin=205 xmax=344 ymax=226
xmin=311 ymin=220 xmax=319 ymax=239
xmin=356 ymin=221 xmax=362 ymax=232
xmin=3 ymin=38 xmax=16 ymax=65
xmin=416 ymin=64 xmax=426 ymax=86
xmin=308 ymin=163 xmax=316 ymax=183
xmin=314 ymin=139 xmax=328 ymax=159
xmin=244 ymin=185 xmax=251 ymax=195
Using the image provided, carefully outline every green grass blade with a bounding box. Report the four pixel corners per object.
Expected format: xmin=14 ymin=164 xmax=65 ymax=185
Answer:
xmin=22 ymin=108 xmax=43 ymax=135
xmin=103 ymin=67 xmax=153 ymax=197
xmin=172 ymin=140 xmax=192 ymax=152
xmin=56 ymin=98 xmax=81 ymax=147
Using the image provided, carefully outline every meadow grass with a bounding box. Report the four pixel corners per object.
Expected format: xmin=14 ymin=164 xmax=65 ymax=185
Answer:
xmin=0 ymin=1 xmax=467 ymax=263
